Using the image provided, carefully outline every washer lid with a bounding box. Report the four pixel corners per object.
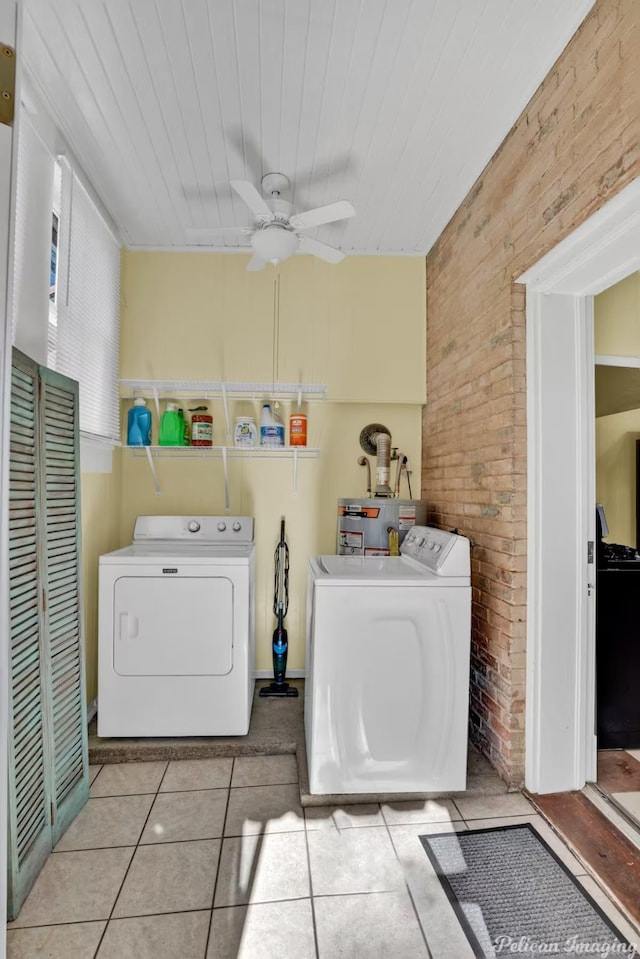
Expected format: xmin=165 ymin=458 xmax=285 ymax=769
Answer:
xmin=310 ymin=555 xmax=465 ymax=586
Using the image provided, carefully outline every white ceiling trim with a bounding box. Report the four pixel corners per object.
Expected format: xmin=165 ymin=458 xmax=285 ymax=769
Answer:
xmin=125 ymin=244 xmax=425 ymax=258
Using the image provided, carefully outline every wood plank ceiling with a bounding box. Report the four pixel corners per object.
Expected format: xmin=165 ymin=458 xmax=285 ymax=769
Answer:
xmin=22 ymin=0 xmax=595 ymax=254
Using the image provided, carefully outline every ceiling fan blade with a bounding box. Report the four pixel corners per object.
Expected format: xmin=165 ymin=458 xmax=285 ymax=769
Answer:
xmin=226 ymin=127 xmax=266 ymax=184
xmin=230 ymin=180 xmax=272 ymax=218
xmin=289 ymin=200 xmax=355 ymax=231
xmin=247 ymin=255 xmax=267 ymax=272
xmin=297 ymin=236 xmax=345 ymax=264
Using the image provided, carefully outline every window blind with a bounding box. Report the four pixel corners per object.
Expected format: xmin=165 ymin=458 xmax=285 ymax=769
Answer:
xmin=53 ymin=166 xmax=121 ymax=442
xmin=11 ymin=113 xmax=54 ymax=352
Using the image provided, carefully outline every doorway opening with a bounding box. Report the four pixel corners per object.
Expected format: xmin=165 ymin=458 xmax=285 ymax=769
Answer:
xmin=518 ymin=176 xmax=640 ymax=798
xmin=592 ymin=332 xmax=640 ymax=828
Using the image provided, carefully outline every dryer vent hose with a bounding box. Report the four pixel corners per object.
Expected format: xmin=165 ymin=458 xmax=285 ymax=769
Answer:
xmin=359 ymin=423 xmax=393 ymax=496
xmin=374 ymin=432 xmax=392 ymax=495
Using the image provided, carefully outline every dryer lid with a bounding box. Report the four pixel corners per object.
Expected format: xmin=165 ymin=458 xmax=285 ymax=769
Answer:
xmin=100 ymin=541 xmax=254 ymax=563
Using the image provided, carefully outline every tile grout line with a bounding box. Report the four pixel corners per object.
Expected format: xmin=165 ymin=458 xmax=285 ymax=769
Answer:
xmin=84 ymin=781 xmax=283 ymax=807
xmin=90 ymin=761 xmax=169 ymax=959
xmin=52 ymin=824 xmax=310 ymax=854
xmin=156 ymin=784 xmax=233 ymax=796
xmin=11 ymin=907 xmax=215 ymax=932
xmin=303 ymin=800 xmax=321 ymax=959
xmin=382 ymin=805 xmax=434 ymax=958
xmin=204 ymin=758 xmax=235 ymax=956
xmin=8 ymin=917 xmax=108 ymax=935
xmin=310 ymin=887 xmax=438 ymax=900
xmin=88 ymin=790 xmax=158 ymax=800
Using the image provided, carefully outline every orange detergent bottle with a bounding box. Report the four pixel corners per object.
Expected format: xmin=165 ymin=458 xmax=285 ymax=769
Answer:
xmin=289 ymin=412 xmax=307 ymax=446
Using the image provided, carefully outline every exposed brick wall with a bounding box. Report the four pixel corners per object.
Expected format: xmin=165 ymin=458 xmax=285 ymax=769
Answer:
xmin=423 ymin=0 xmax=640 ymax=785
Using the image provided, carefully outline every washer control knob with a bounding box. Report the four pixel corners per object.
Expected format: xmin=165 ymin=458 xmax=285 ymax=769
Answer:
xmin=187 ymin=520 xmax=201 ymax=533
xmin=232 ymin=521 xmax=242 ymax=532
xmin=217 ymin=522 xmax=227 ymax=532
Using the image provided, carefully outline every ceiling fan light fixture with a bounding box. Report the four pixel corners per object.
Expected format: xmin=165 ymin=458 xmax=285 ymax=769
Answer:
xmin=227 ymin=174 xmax=355 ymax=270
xmin=251 ymin=224 xmax=298 ymax=264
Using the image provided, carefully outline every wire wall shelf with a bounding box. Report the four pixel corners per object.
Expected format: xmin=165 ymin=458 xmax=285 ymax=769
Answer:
xmin=121 ymin=380 xmax=325 ymax=500
xmin=120 ymin=380 xmax=327 ymax=401
xmin=126 ymin=445 xmax=320 ymax=459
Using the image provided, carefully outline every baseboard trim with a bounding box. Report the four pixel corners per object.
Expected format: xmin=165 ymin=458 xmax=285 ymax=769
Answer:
xmin=85 ymin=676 xmax=305 ymax=727
xmin=255 ymin=669 xmax=305 ymax=679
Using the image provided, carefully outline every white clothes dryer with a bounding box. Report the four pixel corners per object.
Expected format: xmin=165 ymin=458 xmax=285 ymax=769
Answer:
xmin=305 ymin=526 xmax=471 ymax=794
xmin=98 ymin=515 xmax=255 ymax=737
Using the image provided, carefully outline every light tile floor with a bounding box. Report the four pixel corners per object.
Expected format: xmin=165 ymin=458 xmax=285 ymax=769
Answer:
xmin=8 ymin=756 xmax=640 ymax=959
xmin=612 ymin=791 xmax=640 ymax=823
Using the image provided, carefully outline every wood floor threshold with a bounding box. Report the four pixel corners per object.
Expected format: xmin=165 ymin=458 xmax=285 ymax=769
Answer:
xmin=528 ymin=789 xmax=640 ymax=930
xmin=597 ymin=750 xmax=640 ymax=794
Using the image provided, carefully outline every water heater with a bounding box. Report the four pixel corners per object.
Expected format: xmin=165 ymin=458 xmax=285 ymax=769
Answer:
xmin=337 ymin=498 xmax=428 ymax=555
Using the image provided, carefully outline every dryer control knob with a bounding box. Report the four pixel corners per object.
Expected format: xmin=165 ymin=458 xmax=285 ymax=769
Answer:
xmin=232 ymin=522 xmax=241 ymax=532
xmin=188 ymin=521 xmax=201 ymax=533
xmin=217 ymin=522 xmax=227 ymax=532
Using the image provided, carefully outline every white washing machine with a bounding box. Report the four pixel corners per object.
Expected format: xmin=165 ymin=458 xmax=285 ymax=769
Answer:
xmin=305 ymin=525 xmax=471 ymax=794
xmin=98 ymin=515 xmax=255 ymax=737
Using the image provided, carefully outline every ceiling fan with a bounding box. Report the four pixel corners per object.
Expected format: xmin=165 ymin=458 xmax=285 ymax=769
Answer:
xmin=187 ymin=173 xmax=355 ymax=271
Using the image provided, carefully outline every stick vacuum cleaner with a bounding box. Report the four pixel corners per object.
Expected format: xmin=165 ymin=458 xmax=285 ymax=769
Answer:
xmin=259 ymin=517 xmax=298 ymax=698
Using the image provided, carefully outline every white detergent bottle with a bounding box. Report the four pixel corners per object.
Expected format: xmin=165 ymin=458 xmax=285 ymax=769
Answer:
xmin=260 ymin=403 xmax=285 ymax=447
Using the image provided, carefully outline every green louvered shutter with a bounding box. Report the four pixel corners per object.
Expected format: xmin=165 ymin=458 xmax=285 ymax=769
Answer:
xmin=37 ymin=365 xmax=89 ymax=842
xmin=7 ymin=350 xmax=52 ymax=920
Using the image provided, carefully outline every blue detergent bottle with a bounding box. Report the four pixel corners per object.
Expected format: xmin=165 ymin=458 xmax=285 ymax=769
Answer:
xmin=127 ymin=397 xmax=152 ymax=446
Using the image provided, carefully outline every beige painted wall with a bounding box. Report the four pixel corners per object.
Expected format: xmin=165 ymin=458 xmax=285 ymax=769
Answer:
xmin=596 ymin=410 xmax=640 ymax=547
xmin=121 ymin=252 xmax=426 ymax=403
xmin=119 ymin=252 xmax=426 ymax=670
xmin=595 ymin=272 xmax=640 ymax=547
xmin=81 ymin=452 xmax=122 ymax=703
xmin=594 ymin=272 xmax=640 ymax=356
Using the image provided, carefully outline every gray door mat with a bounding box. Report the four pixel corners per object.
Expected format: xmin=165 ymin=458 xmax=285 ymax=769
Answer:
xmin=420 ymin=823 xmax=634 ymax=958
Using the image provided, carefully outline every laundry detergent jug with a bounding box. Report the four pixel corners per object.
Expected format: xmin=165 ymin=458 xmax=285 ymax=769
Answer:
xmin=159 ymin=402 xmax=185 ymax=446
xmin=127 ymin=397 xmax=152 ymax=446
xmin=260 ymin=403 xmax=284 ymax=447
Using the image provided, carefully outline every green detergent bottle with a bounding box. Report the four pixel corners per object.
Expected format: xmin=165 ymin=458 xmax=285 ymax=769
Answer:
xmin=159 ymin=403 xmax=184 ymax=446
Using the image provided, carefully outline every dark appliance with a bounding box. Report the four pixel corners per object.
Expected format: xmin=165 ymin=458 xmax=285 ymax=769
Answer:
xmin=595 ymin=502 xmax=640 ymax=749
